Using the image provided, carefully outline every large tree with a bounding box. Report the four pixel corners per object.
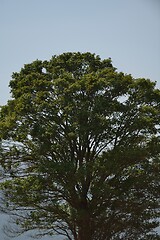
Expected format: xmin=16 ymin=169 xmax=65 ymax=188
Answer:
xmin=0 ymin=52 xmax=160 ymax=240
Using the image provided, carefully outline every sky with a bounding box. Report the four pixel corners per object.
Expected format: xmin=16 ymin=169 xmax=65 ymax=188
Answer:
xmin=0 ymin=0 xmax=160 ymax=105
xmin=0 ymin=0 xmax=160 ymax=239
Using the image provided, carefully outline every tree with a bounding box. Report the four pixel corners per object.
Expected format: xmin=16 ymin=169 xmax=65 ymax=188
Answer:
xmin=0 ymin=52 xmax=160 ymax=240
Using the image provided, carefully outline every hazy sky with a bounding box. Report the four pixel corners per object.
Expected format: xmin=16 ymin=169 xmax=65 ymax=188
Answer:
xmin=0 ymin=0 xmax=160 ymax=239
xmin=1 ymin=0 xmax=160 ymax=106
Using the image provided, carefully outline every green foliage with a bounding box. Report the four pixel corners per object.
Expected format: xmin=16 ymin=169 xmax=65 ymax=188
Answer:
xmin=0 ymin=52 xmax=160 ymax=240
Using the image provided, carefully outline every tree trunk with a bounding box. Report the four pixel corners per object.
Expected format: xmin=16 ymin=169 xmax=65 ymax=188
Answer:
xmin=77 ymin=210 xmax=92 ymax=240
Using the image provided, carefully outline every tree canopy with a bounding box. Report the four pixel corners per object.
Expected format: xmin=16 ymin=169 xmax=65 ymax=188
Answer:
xmin=0 ymin=52 xmax=160 ymax=240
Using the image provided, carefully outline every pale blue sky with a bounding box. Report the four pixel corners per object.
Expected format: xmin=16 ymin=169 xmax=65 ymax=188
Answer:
xmin=0 ymin=0 xmax=160 ymax=106
xmin=0 ymin=0 xmax=160 ymax=239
